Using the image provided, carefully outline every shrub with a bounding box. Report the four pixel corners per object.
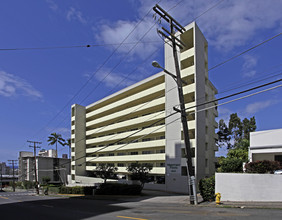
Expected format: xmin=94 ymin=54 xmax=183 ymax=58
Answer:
xmin=217 ymin=158 xmax=244 ymax=173
xmin=245 ymin=160 xmax=281 ymax=174
xmin=199 ymin=176 xmax=215 ymax=201
xmin=15 ymin=181 xmax=23 ymax=189
xmin=95 ymin=183 xmax=142 ymax=195
xmin=23 ymin=181 xmax=35 ymax=189
xmin=59 ymin=186 xmax=84 ymax=194
xmin=42 ymin=176 xmax=51 ymax=185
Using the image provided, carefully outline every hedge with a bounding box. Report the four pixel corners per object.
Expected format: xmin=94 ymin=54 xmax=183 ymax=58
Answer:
xmin=199 ymin=176 xmax=215 ymax=201
xmin=245 ymin=160 xmax=281 ymax=174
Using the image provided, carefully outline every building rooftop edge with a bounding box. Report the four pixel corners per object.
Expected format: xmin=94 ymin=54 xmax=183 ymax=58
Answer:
xmin=85 ymin=71 xmax=164 ymax=109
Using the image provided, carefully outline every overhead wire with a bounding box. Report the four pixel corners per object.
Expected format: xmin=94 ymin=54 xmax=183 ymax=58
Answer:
xmin=61 ymin=78 xmax=282 ymax=167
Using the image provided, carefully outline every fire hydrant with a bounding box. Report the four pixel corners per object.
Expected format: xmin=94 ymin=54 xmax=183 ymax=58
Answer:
xmin=215 ymin=193 xmax=221 ymax=205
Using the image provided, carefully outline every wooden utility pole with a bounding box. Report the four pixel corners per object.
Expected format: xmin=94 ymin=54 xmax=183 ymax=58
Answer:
xmin=8 ymin=160 xmax=17 ymax=192
xmin=0 ymin=165 xmax=3 ymax=192
xmin=27 ymin=140 xmax=41 ymax=194
xmin=153 ymin=4 xmax=197 ymax=204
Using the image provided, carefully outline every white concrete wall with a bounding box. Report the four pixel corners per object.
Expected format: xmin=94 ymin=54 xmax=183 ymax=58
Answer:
xmin=250 ymin=128 xmax=282 ymax=148
xmin=215 ymin=173 xmax=282 ymax=202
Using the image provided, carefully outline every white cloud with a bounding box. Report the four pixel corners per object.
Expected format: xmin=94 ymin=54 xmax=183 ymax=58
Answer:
xmin=96 ymin=0 xmax=282 ymax=57
xmin=244 ymin=100 xmax=278 ymax=114
xmin=0 ymin=70 xmax=42 ymax=99
xmin=66 ymin=7 xmax=86 ymax=24
xmin=96 ymin=18 xmax=161 ymax=59
xmin=187 ymin=0 xmax=282 ymax=51
xmin=92 ymin=68 xmax=136 ymax=88
xmin=242 ymin=54 xmax=258 ymax=77
xmin=46 ymin=0 xmax=58 ymax=12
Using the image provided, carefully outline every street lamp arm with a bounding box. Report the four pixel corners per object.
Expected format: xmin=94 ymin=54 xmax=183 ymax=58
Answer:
xmin=152 ymin=61 xmax=187 ymax=85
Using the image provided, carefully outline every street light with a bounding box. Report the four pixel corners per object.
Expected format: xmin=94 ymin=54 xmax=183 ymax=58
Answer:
xmin=152 ymin=61 xmax=187 ymax=85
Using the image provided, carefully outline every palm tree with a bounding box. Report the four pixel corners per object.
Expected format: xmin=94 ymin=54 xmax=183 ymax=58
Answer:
xmin=47 ymin=133 xmax=65 ymax=158
xmin=64 ymin=138 xmax=71 ymax=159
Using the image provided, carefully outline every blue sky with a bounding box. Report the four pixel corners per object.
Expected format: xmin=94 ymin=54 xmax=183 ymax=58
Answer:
xmin=0 ymin=0 xmax=282 ymax=162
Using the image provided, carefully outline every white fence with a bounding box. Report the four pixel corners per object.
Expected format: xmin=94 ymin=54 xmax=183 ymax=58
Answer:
xmin=215 ymin=173 xmax=282 ymax=202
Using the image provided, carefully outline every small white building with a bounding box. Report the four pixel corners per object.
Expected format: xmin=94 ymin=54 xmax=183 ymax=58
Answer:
xmin=249 ymin=128 xmax=282 ymax=164
xmin=18 ymin=150 xmax=70 ymax=184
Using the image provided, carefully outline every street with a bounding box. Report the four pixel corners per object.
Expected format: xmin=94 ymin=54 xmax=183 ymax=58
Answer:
xmin=1 ymin=191 xmax=282 ymax=220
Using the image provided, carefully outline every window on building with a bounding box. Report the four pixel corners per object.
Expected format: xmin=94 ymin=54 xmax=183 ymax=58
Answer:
xmin=130 ymin=152 xmax=138 ymax=155
xmin=142 ymin=151 xmax=152 ymax=154
xmin=142 ymin=138 xmax=151 ymax=142
xmin=108 ymin=153 xmax=114 ymax=156
xmin=117 ymin=152 xmax=126 ymax=156
xmin=117 ymin=163 xmax=125 ymax=167
xmin=181 ymin=166 xmax=188 ymax=176
xmin=107 ymin=163 xmax=114 ymax=167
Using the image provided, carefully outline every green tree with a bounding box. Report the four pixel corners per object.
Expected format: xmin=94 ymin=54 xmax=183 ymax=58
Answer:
xmin=217 ymin=113 xmax=256 ymax=150
xmin=216 ymin=113 xmax=256 ymax=173
xmin=47 ymin=133 xmax=65 ymax=158
xmin=126 ymin=162 xmax=153 ymax=189
xmin=94 ymin=164 xmax=118 ymax=183
xmin=64 ymin=138 xmax=71 ymax=159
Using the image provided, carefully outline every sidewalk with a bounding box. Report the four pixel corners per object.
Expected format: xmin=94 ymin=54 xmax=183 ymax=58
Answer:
xmin=200 ymin=201 xmax=282 ymax=209
xmin=86 ymin=190 xmax=282 ymax=209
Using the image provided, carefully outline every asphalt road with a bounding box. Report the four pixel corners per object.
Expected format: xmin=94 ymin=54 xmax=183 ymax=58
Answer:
xmin=1 ymin=191 xmax=282 ymax=220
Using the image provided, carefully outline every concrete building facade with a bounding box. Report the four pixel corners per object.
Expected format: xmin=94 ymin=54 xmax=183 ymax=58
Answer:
xmin=249 ymin=128 xmax=282 ymax=164
xmin=18 ymin=150 xmax=70 ymax=184
xmin=71 ymin=22 xmax=218 ymax=193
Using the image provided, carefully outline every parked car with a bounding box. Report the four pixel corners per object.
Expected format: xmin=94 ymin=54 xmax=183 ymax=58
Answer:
xmin=274 ymin=170 xmax=282 ymax=174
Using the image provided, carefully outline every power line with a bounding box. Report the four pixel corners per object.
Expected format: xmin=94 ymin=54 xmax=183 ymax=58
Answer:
xmin=31 ymin=3 xmax=161 ymax=140
xmin=61 ymin=78 xmax=282 ymax=167
xmin=0 ymin=41 xmax=160 ymax=52
xmin=83 ymin=83 xmax=282 ymax=164
xmin=209 ymin=33 xmax=282 ymax=71
xmin=18 ymin=81 xmax=282 ymax=179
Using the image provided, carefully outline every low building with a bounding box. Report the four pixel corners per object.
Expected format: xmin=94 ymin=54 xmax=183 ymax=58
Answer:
xmin=18 ymin=150 xmax=70 ymax=184
xmin=249 ymin=128 xmax=282 ymax=164
xmin=70 ymin=22 xmax=218 ymax=193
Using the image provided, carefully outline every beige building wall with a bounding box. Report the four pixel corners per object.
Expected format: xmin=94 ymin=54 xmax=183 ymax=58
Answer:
xmin=71 ymin=22 xmax=218 ymax=193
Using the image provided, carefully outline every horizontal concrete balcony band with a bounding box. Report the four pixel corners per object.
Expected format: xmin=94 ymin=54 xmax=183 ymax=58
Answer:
xmin=86 ymin=97 xmax=165 ymax=127
xmin=86 ymin=166 xmax=165 ymax=175
xmin=86 ymin=139 xmax=165 ymax=153
xmin=71 ymin=161 xmax=75 ymax=165
xmin=86 ymin=111 xmax=165 ymax=135
xmin=86 ymin=84 xmax=165 ymax=119
xmin=86 ymin=153 xmax=165 ymax=162
xmin=180 ymin=65 xmax=195 ymax=77
xmin=183 ymin=83 xmax=195 ymax=95
xmin=184 ymin=102 xmax=196 ymax=111
xmin=86 ymin=125 xmax=165 ymax=145
xmin=71 ymin=125 xmax=75 ymax=130
xmin=71 ymin=170 xmax=75 ymax=174
xmin=71 ymin=116 xmax=75 ymax=121
xmin=180 ymin=47 xmax=194 ymax=61
xmin=71 ymin=134 xmax=75 ymax=139
xmin=71 ymin=152 xmax=75 ymax=156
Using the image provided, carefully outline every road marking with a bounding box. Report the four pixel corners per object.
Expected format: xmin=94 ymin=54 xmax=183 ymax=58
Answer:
xmin=0 ymin=196 xmax=9 ymax=200
xmin=117 ymin=216 xmax=148 ymax=220
xmin=42 ymin=205 xmax=54 ymax=208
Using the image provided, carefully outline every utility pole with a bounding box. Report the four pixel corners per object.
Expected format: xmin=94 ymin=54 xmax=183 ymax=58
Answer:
xmin=0 ymin=165 xmax=3 ymax=192
xmin=8 ymin=160 xmax=17 ymax=192
xmin=153 ymin=4 xmax=197 ymax=204
xmin=27 ymin=140 xmax=41 ymax=194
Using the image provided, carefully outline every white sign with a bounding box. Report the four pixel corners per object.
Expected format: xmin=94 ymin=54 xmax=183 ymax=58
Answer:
xmin=167 ymin=163 xmax=181 ymax=174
